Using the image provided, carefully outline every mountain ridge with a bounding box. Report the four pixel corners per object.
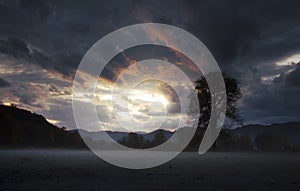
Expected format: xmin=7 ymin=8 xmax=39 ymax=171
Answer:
xmin=1 ymin=105 xmax=300 ymax=149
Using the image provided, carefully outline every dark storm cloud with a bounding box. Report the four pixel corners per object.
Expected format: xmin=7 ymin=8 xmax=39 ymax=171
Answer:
xmin=1 ymin=0 xmax=299 ymax=70
xmin=179 ymin=0 xmax=300 ymax=124
xmin=0 ymin=78 xmax=10 ymax=87
xmin=65 ymin=21 xmax=90 ymax=36
xmin=0 ymin=37 xmax=52 ymax=68
xmin=19 ymin=0 xmax=53 ymax=21
xmin=102 ymin=45 xmax=200 ymax=82
xmin=182 ymin=0 xmax=300 ymax=66
xmin=0 ymin=0 xmax=191 ymax=79
xmin=285 ymin=62 xmax=300 ymax=88
xmin=181 ymin=1 xmax=258 ymax=64
xmin=0 ymin=37 xmax=31 ymax=58
xmin=51 ymin=52 xmax=82 ymax=77
xmin=240 ymin=62 xmax=300 ymax=124
xmin=0 ymin=1 xmax=93 ymax=78
xmin=0 ymin=0 xmax=141 ymax=78
xmin=0 ymin=37 xmax=80 ymax=77
xmin=1 ymin=0 xmax=300 ymax=127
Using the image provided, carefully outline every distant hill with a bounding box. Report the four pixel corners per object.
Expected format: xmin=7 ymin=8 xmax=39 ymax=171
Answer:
xmin=0 ymin=105 xmax=86 ymax=148
xmin=0 ymin=105 xmax=173 ymax=149
xmin=92 ymin=129 xmax=173 ymax=142
xmin=67 ymin=127 xmax=173 ymax=142
xmin=1 ymin=104 xmax=300 ymax=150
xmin=227 ymin=122 xmax=300 ymax=147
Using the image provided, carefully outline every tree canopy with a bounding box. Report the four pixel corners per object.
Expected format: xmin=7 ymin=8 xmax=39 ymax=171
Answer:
xmin=188 ymin=73 xmax=242 ymax=129
xmin=186 ymin=73 xmax=243 ymax=151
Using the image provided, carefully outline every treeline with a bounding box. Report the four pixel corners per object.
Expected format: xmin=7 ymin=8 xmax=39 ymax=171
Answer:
xmin=117 ymin=129 xmax=297 ymax=152
xmin=118 ymin=131 xmax=167 ymax=149
xmin=186 ymin=129 xmax=296 ymax=152
xmin=1 ymin=105 xmax=298 ymax=152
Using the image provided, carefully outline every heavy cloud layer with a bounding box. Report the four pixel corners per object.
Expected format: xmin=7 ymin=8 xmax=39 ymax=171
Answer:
xmin=0 ymin=0 xmax=300 ymax=129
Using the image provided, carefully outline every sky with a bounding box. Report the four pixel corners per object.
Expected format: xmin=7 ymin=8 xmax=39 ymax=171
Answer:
xmin=0 ymin=0 xmax=300 ymax=132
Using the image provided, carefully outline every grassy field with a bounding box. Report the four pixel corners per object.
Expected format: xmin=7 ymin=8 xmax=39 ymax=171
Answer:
xmin=0 ymin=150 xmax=300 ymax=190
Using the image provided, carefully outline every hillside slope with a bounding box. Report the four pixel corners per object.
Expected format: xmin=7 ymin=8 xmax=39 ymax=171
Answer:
xmin=0 ymin=105 xmax=85 ymax=148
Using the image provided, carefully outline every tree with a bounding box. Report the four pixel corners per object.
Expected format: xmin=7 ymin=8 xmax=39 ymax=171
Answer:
xmin=274 ymin=133 xmax=291 ymax=151
xmin=187 ymin=73 xmax=242 ymax=150
xmin=255 ymin=133 xmax=291 ymax=151
xmin=214 ymin=130 xmax=235 ymax=150
xmin=152 ymin=130 xmax=166 ymax=146
xmin=189 ymin=73 xmax=242 ymax=128
xmin=255 ymin=133 xmax=276 ymax=151
xmin=137 ymin=135 xmax=145 ymax=147
xmin=118 ymin=131 xmax=167 ymax=149
xmin=118 ymin=133 xmax=146 ymax=149
xmin=61 ymin=126 xmax=67 ymax=131
xmin=127 ymin=132 xmax=139 ymax=148
xmin=10 ymin=103 xmax=17 ymax=108
xmin=236 ymin=135 xmax=253 ymax=150
xmin=118 ymin=136 xmax=127 ymax=145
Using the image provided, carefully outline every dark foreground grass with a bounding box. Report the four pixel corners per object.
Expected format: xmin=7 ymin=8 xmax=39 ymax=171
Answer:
xmin=0 ymin=150 xmax=300 ymax=191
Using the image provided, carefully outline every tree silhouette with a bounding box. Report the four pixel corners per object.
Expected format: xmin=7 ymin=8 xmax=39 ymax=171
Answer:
xmin=187 ymin=73 xmax=242 ymax=151
xmin=127 ymin=132 xmax=139 ymax=148
xmin=118 ymin=131 xmax=167 ymax=149
xmin=152 ymin=130 xmax=166 ymax=146
xmin=235 ymin=135 xmax=253 ymax=150
xmin=189 ymin=73 xmax=242 ymax=128
xmin=255 ymin=133 xmax=291 ymax=151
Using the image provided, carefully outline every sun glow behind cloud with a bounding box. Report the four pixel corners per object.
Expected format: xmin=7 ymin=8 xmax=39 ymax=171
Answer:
xmin=0 ymin=24 xmax=200 ymax=133
xmin=90 ymin=75 xmax=184 ymax=132
xmin=276 ymin=53 xmax=300 ymax=66
xmin=0 ymin=55 xmax=194 ymax=132
xmin=129 ymin=91 xmax=169 ymax=106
